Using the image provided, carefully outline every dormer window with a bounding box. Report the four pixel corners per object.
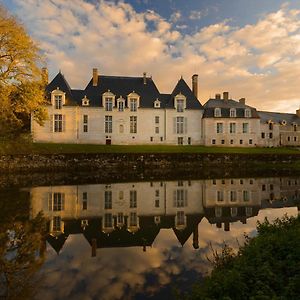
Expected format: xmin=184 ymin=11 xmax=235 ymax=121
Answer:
xmin=245 ymin=109 xmax=251 ymax=118
xmin=174 ymin=94 xmax=186 ymax=112
xmin=105 ymin=97 xmax=113 ymax=111
xmin=214 ymin=108 xmax=221 ymax=117
xmin=154 ymin=99 xmax=161 ymax=108
xmin=117 ymin=97 xmax=125 ymax=112
xmin=230 ymin=108 xmax=236 ymax=117
xmin=102 ymin=91 xmax=115 ymax=111
xmin=128 ymin=92 xmax=140 ymax=112
xmin=81 ymin=96 xmax=89 ymax=106
xmin=51 ymin=88 xmax=65 ymax=109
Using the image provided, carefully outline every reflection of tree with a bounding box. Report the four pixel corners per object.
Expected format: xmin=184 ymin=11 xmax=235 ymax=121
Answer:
xmin=0 ymin=190 xmax=46 ymax=299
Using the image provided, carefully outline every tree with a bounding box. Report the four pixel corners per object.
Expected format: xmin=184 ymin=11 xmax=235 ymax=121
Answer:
xmin=0 ymin=5 xmax=47 ymax=137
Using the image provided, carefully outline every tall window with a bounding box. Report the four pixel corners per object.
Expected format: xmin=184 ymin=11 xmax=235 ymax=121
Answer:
xmin=52 ymin=216 xmax=62 ymax=232
xmin=243 ymin=190 xmax=249 ymax=202
xmin=55 ymin=95 xmax=62 ymax=109
xmin=83 ymin=115 xmax=88 ymax=133
xmin=217 ymin=191 xmax=224 ymax=202
xmin=230 ymin=191 xmax=237 ymax=202
xmin=245 ymin=109 xmax=251 ymax=118
xmin=242 ymin=123 xmax=249 ymax=133
xmin=105 ymin=97 xmax=113 ymax=111
xmin=130 ymin=190 xmax=137 ymax=208
xmin=176 ymin=99 xmax=184 ymax=112
xmin=49 ymin=193 xmax=65 ymax=211
xmin=82 ymin=192 xmax=87 ymax=210
xmin=230 ymin=108 xmax=236 ymax=117
xmin=214 ymin=108 xmax=221 ymax=117
xmin=129 ymin=212 xmax=137 ymax=226
xmin=155 ymin=116 xmax=159 ymax=124
xmin=176 ymin=211 xmax=185 ymax=226
xmin=176 ymin=117 xmax=184 ymax=134
xmin=130 ymin=99 xmax=137 ymax=111
xmin=130 ymin=116 xmax=137 ymax=133
xmin=174 ymin=189 xmax=187 ymax=207
xmin=118 ymin=100 xmax=124 ymax=112
xmin=104 ymin=213 xmax=113 ymax=228
xmin=216 ymin=123 xmax=223 ymax=133
xmin=105 ymin=116 xmax=112 ymax=133
xmin=104 ymin=191 xmax=112 ymax=209
xmin=229 ymin=123 xmax=236 ymax=133
xmin=54 ymin=114 xmax=64 ymax=132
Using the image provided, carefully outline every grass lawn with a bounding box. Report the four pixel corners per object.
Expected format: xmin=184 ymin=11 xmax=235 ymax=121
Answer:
xmin=0 ymin=141 xmax=300 ymax=155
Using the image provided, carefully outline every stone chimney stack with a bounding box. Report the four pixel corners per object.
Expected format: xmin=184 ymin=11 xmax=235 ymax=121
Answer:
xmin=192 ymin=74 xmax=198 ymax=99
xmin=215 ymin=94 xmax=221 ymax=100
xmin=41 ymin=67 xmax=48 ymax=84
xmin=93 ymin=68 xmax=98 ymax=86
xmin=143 ymin=72 xmax=147 ymax=85
xmin=239 ymin=98 xmax=246 ymax=105
xmin=297 ymin=107 xmax=300 ymax=117
xmin=223 ymin=92 xmax=229 ymax=101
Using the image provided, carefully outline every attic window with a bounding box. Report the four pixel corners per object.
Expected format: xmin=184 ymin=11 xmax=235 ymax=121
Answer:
xmin=214 ymin=108 xmax=221 ymax=117
xmin=51 ymin=89 xmax=65 ymax=109
xmin=154 ymin=99 xmax=160 ymax=108
xmin=230 ymin=108 xmax=236 ymax=117
xmin=82 ymin=96 xmax=89 ymax=106
xmin=244 ymin=109 xmax=251 ymax=118
xmin=55 ymin=95 xmax=62 ymax=109
xmin=281 ymin=120 xmax=287 ymax=125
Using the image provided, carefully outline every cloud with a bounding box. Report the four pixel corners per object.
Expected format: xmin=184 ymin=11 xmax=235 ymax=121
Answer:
xmin=9 ymin=0 xmax=300 ymax=112
xmin=189 ymin=9 xmax=205 ymax=20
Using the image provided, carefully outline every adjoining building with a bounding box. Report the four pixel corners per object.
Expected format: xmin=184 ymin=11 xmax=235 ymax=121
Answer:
xmin=31 ymin=68 xmax=300 ymax=146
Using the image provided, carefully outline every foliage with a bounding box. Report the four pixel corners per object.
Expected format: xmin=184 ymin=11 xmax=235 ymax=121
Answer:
xmin=187 ymin=215 xmax=300 ymax=300
xmin=0 ymin=5 xmax=47 ymax=136
xmin=0 ymin=189 xmax=47 ymax=299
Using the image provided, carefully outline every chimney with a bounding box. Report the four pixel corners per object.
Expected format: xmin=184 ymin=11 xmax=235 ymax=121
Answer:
xmin=92 ymin=68 xmax=98 ymax=86
xmin=239 ymin=98 xmax=246 ymax=105
xmin=215 ymin=94 xmax=221 ymax=100
xmin=297 ymin=108 xmax=300 ymax=117
xmin=41 ymin=67 xmax=48 ymax=84
xmin=143 ymin=72 xmax=147 ymax=85
xmin=223 ymin=92 xmax=229 ymax=101
xmin=192 ymin=74 xmax=198 ymax=99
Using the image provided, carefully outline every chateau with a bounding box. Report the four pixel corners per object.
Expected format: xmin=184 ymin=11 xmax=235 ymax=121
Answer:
xmin=31 ymin=68 xmax=300 ymax=147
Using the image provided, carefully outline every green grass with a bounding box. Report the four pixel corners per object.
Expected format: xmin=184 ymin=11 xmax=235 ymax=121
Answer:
xmin=0 ymin=141 xmax=300 ymax=155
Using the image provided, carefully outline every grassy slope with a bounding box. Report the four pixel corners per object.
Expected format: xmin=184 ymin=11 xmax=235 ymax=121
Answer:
xmin=0 ymin=141 xmax=300 ymax=155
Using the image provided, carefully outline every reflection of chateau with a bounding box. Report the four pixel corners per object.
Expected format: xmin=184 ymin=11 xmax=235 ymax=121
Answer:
xmin=29 ymin=178 xmax=300 ymax=255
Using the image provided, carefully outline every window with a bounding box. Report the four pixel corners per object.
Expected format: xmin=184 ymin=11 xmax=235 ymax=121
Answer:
xmin=242 ymin=123 xmax=249 ymax=133
xmin=261 ymin=132 xmax=265 ymax=139
xmin=217 ymin=191 xmax=224 ymax=202
xmin=178 ymin=137 xmax=183 ymax=145
xmin=288 ymin=136 xmax=291 ymax=142
xmin=155 ymin=116 xmax=159 ymax=124
xmin=176 ymin=117 xmax=184 ymax=134
xmin=221 ymin=139 xmax=225 ymax=144
xmin=240 ymin=139 xmax=243 ymax=144
xmin=230 ymin=139 xmax=234 ymax=144
xmin=129 ymin=212 xmax=137 ymax=226
xmin=245 ymin=109 xmax=251 ymax=118
xmin=130 ymin=190 xmax=137 ymax=208
xmin=215 ymin=207 xmax=222 ymax=218
xmin=155 ymin=190 xmax=159 ymax=197
xmin=49 ymin=193 xmax=65 ymax=211
xmin=294 ymin=124 xmax=297 ymax=132
xmin=176 ymin=211 xmax=185 ymax=226
xmin=214 ymin=108 xmax=221 ymax=117
xmin=230 ymin=108 xmax=236 ymax=118
xmin=262 ymin=184 xmax=266 ymax=191
xmin=160 ymin=137 xmax=163 ymax=142
xmin=231 ymin=207 xmax=238 ymax=217
xmin=245 ymin=207 xmax=252 ymax=217
xmin=104 ymin=213 xmax=113 ymax=228
xmin=52 ymin=216 xmax=62 ymax=232
xmin=269 ymin=132 xmax=273 ymax=139
xmin=130 ymin=98 xmax=137 ymax=111
xmin=117 ymin=212 xmax=124 ymax=224
xmin=105 ymin=97 xmax=113 ymax=111
xmin=240 ymin=179 xmax=244 ymax=184
xmin=130 ymin=116 xmax=137 ymax=133
xmin=230 ymin=191 xmax=237 ymax=202
xmin=55 ymin=95 xmax=62 ymax=109
xmin=83 ymin=115 xmax=88 ymax=133
xmin=150 ymin=137 xmax=153 ymax=142
xmin=269 ymin=123 xmax=273 ymax=130
xmin=104 ymin=191 xmax=112 ymax=209
xmin=294 ymin=136 xmax=297 ymax=142
xmin=155 ymin=127 xmax=159 ymax=134
xmin=216 ymin=123 xmax=223 ymax=133
xmin=105 ymin=116 xmax=112 ymax=133
xmin=155 ymin=199 xmax=160 ymax=207
xmin=117 ymin=100 xmax=124 ymax=111
xmin=188 ymin=137 xmax=191 ymax=145
xmin=243 ymin=190 xmax=249 ymax=202
xmin=54 ymin=114 xmax=64 ymax=132
xmin=212 ymin=139 xmax=216 ymax=145
xmin=249 ymin=139 xmax=253 ymax=145
xmin=230 ymin=123 xmax=236 ymax=133
xmin=176 ymin=99 xmax=184 ymax=112
xmin=82 ymin=192 xmax=87 ymax=210
xmin=174 ymin=189 xmax=187 ymax=207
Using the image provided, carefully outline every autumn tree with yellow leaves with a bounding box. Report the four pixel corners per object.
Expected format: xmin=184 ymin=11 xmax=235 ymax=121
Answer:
xmin=0 ymin=5 xmax=47 ymax=137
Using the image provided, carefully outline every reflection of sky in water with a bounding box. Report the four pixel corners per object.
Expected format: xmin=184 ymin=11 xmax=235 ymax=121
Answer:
xmin=36 ymin=207 xmax=298 ymax=300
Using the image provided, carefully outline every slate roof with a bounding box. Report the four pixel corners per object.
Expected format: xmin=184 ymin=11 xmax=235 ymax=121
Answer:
xmin=46 ymin=72 xmax=203 ymax=109
xmin=203 ymin=98 xmax=260 ymax=118
xmin=258 ymin=111 xmax=300 ymax=125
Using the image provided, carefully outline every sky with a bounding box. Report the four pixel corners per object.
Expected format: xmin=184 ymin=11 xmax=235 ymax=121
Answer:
xmin=3 ymin=0 xmax=300 ymax=112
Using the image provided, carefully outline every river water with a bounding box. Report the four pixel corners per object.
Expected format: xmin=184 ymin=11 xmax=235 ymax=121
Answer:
xmin=1 ymin=176 xmax=299 ymax=299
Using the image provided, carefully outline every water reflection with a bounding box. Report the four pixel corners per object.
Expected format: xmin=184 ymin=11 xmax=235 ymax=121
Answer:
xmin=27 ymin=177 xmax=300 ymax=300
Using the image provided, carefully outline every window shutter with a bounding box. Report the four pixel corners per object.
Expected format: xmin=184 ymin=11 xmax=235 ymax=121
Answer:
xmin=184 ymin=117 xmax=188 ymax=134
xmin=48 ymin=193 xmax=52 ymax=211
xmin=49 ymin=115 xmax=53 ymax=132
xmin=62 ymin=115 xmax=66 ymax=132
xmin=173 ymin=117 xmax=176 ymax=134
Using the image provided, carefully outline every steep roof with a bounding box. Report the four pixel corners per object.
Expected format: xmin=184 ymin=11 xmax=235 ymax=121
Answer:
xmin=165 ymin=78 xmax=203 ymax=109
xmin=203 ymin=98 xmax=259 ymax=118
xmin=258 ymin=111 xmax=300 ymax=125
